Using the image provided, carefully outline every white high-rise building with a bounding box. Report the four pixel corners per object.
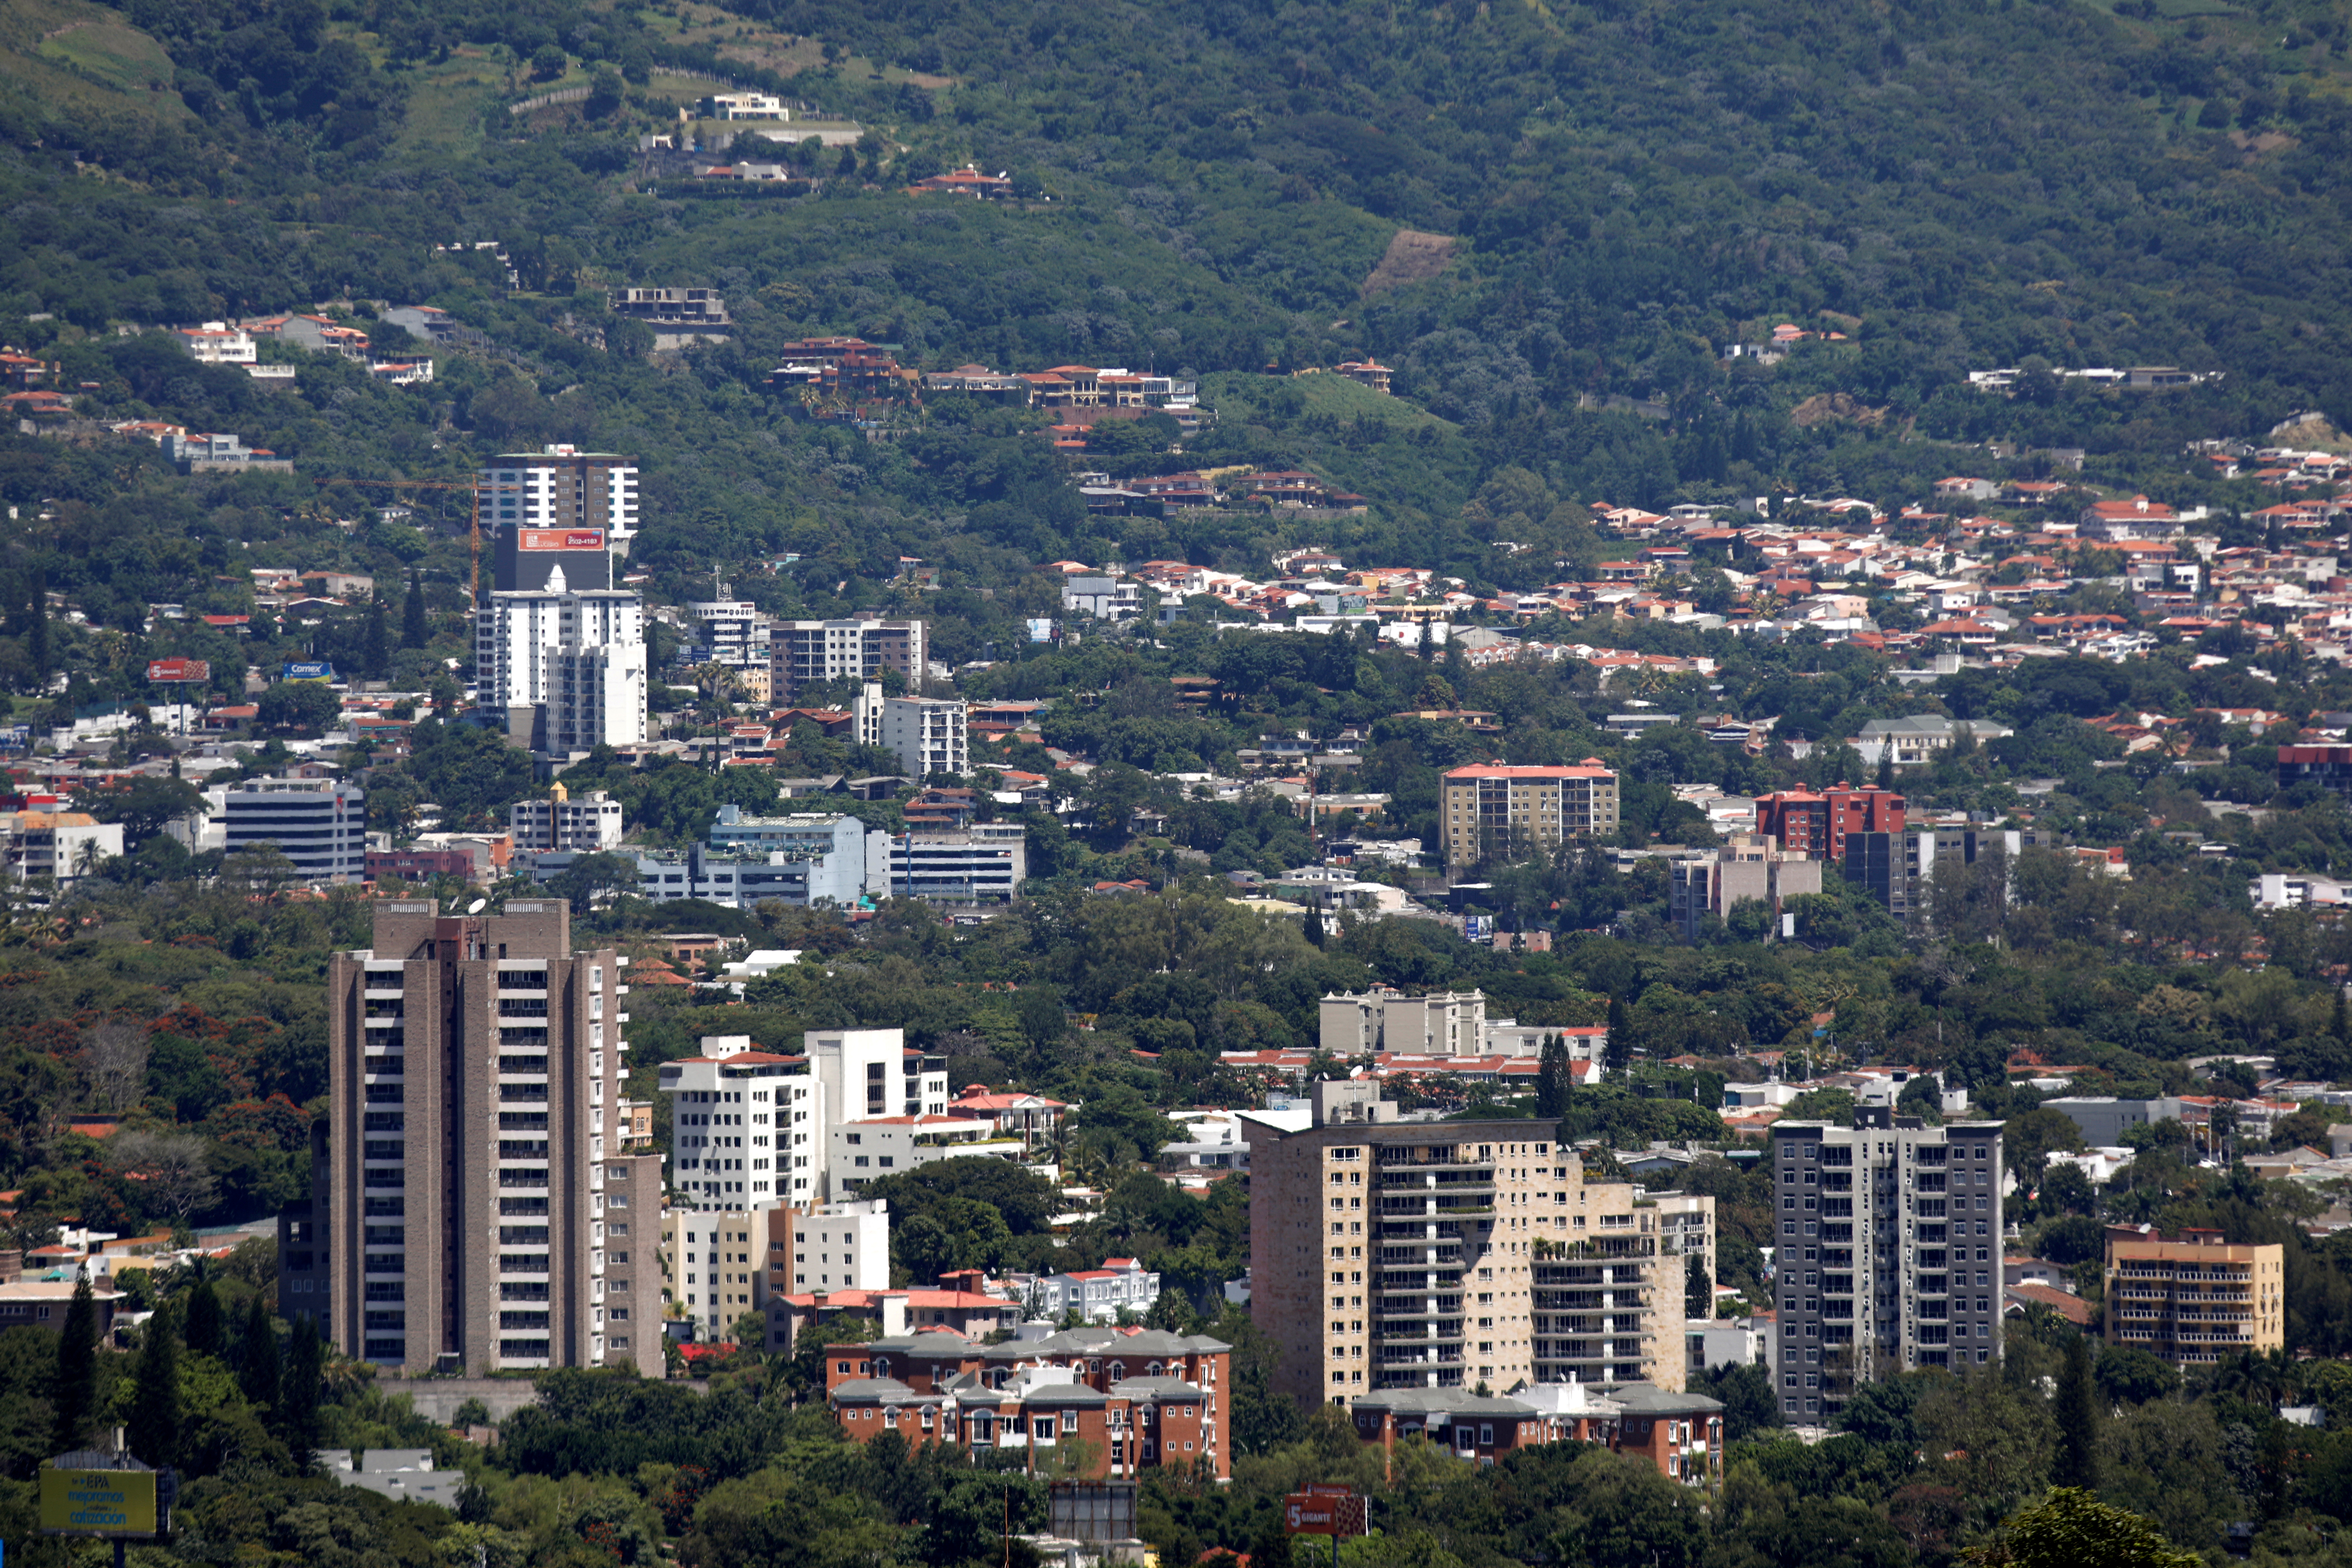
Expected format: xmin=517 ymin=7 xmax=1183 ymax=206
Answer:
xmin=658 ymin=1037 xmax=821 ymax=1209
xmin=478 ymin=446 xmax=640 ymax=567
xmin=476 ymin=575 xmax=648 ymax=749
xmin=655 ymin=1030 xmax=950 ymax=1208
xmin=881 ymin=696 xmax=968 ymax=778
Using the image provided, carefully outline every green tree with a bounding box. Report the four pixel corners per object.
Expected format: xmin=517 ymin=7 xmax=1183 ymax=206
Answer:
xmin=363 ymin=594 xmax=389 ymax=679
xmin=83 ymin=775 xmax=205 ymax=847
xmin=1604 ymin=995 xmax=1630 ymax=1072
xmin=184 ymin=1277 xmax=225 ymax=1358
xmin=238 ymin=1295 xmax=279 ymax=1411
xmin=280 ymin=1314 xmax=323 ymax=1461
xmin=402 ymin=568 xmax=427 ymax=649
xmin=126 ymin=1303 xmax=182 ymax=1467
xmin=52 ymin=1273 xmax=98 ymax=1451
xmin=1536 ymin=1031 xmax=1569 ymax=1119
xmin=28 ymin=568 xmax=50 ymax=683
xmin=1963 ymin=1488 xmax=2202 ymax=1568
xmin=2052 ymin=1331 xmax=2099 ymax=1491
xmin=256 ymin=679 xmax=342 ymax=733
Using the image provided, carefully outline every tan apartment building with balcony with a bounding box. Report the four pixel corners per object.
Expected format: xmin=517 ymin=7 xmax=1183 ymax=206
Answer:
xmin=2103 ymin=1225 xmax=2284 ymax=1366
xmin=321 ymin=902 xmax=664 ymax=1378
xmin=1440 ymin=763 xmax=1620 ymax=871
xmin=1245 ymin=1080 xmax=1690 ymax=1409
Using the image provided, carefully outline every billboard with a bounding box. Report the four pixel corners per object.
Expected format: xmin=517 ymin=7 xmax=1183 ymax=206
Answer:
xmin=146 ymin=658 xmax=210 ymax=684
xmin=283 ymin=662 xmax=334 ymax=681
xmin=1284 ymin=1492 xmax=1366 ymax=1537
xmin=40 ymin=1465 xmax=158 ymax=1536
xmin=517 ymin=529 xmax=606 ymax=552
xmin=1025 ymin=618 xmax=1054 ymax=643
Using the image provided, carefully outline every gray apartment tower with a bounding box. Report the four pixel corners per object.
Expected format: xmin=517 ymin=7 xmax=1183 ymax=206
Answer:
xmin=1770 ymin=1108 xmax=2004 ymax=1423
xmin=322 ymin=901 xmax=663 ymax=1377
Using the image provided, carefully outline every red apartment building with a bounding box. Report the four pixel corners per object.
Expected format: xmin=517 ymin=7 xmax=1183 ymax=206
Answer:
xmin=1754 ymin=785 xmax=1906 ymax=860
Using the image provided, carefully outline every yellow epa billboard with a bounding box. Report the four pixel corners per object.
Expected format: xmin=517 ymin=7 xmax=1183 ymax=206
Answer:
xmin=40 ymin=1465 xmax=158 ymax=1536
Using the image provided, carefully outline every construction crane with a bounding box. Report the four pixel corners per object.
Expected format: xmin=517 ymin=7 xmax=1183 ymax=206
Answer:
xmin=315 ymin=476 xmax=492 ymax=601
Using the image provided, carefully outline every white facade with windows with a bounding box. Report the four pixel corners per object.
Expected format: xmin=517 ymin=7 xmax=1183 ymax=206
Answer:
xmin=657 ymin=1038 xmax=819 ymax=1209
xmin=687 ymin=599 xmax=770 ymax=669
xmin=787 ymin=1199 xmax=890 ymax=1293
xmin=1028 ymin=1258 xmax=1164 ymax=1322
xmin=877 ymin=825 xmax=1026 ymax=903
xmin=881 ymin=697 xmax=969 ymax=778
xmin=829 ymin=1113 xmax=1018 ymax=1195
xmin=223 ymin=779 xmax=366 ymax=883
xmin=477 ymin=446 xmax=640 ymax=559
xmin=509 ymin=788 xmax=624 ymax=852
xmin=658 ymin=1030 xmax=949 ymax=1206
xmin=476 ymin=583 xmax=648 ymax=748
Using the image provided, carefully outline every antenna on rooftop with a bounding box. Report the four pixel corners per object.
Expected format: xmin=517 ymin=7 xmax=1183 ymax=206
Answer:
xmin=467 ymin=898 xmax=488 ymax=915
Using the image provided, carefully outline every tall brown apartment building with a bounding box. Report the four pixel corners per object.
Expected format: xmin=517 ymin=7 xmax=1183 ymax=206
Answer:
xmin=322 ymin=901 xmax=664 ymax=1377
xmin=2103 ymin=1224 xmax=2284 ymax=1366
xmin=1246 ymin=1081 xmax=1689 ymax=1407
xmin=1440 ymin=763 xmax=1620 ymax=871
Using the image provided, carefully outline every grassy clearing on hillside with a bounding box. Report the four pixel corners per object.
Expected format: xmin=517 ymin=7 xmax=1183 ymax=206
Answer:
xmin=1207 ymin=370 xmax=1460 ymax=435
xmin=0 ymin=0 xmax=185 ymax=120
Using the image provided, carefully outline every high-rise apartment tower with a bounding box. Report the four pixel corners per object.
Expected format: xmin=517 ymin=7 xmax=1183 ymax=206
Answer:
xmin=322 ymin=901 xmax=664 ymax=1376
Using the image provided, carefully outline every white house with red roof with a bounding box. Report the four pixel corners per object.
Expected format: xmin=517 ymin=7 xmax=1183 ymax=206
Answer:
xmin=944 ymin=1086 xmax=1068 ymax=1141
xmin=1029 ymin=1257 xmax=1163 ymax=1323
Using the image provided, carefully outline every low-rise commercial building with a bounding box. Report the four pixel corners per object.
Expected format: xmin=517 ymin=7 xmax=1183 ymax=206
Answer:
xmin=224 ymin=779 xmax=366 ymax=883
xmin=509 ymin=785 xmax=624 ymax=852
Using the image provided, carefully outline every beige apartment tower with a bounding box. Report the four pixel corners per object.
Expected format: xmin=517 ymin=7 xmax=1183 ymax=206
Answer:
xmin=1440 ymin=763 xmax=1620 ymax=871
xmin=1246 ymin=1081 xmax=1689 ymax=1408
xmin=2103 ymin=1225 xmax=2284 ymax=1366
xmin=323 ymin=901 xmax=664 ymax=1377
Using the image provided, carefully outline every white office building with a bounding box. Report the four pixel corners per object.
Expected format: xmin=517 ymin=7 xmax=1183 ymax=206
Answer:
xmin=658 ymin=1037 xmax=821 ymax=1209
xmin=657 ymin=1030 xmax=950 ymax=1206
xmin=785 ymin=1199 xmax=890 ymax=1293
xmin=877 ymin=824 xmax=1026 ymax=903
xmin=687 ymin=599 xmax=770 ymax=670
xmin=881 ymin=697 xmax=968 ymax=778
xmin=476 ymin=580 xmax=648 ymax=749
xmin=509 ymin=785 xmax=625 ymax=852
xmin=223 ymin=779 xmax=367 ymax=883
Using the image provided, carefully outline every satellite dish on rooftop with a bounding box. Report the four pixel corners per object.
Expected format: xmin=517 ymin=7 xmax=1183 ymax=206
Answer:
xmin=467 ymin=898 xmax=488 ymax=915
